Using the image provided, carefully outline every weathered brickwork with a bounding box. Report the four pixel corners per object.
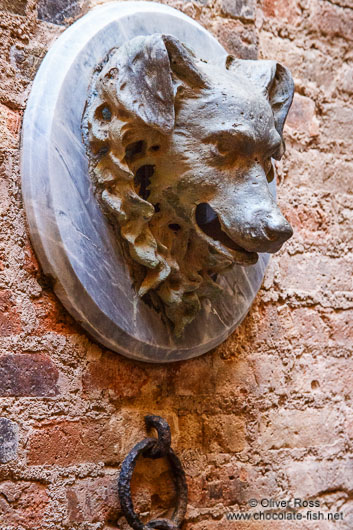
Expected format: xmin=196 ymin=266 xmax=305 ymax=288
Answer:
xmin=0 ymin=0 xmax=352 ymax=528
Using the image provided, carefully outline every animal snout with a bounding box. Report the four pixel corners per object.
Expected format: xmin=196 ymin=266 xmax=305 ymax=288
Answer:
xmin=264 ymin=213 xmax=293 ymax=247
xmin=240 ymin=210 xmax=293 ymax=254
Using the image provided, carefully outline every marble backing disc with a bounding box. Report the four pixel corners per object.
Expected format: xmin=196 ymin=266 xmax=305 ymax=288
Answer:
xmin=21 ymin=1 xmax=274 ymax=363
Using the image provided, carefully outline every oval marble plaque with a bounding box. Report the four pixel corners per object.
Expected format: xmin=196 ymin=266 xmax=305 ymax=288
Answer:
xmin=21 ymin=1 xmax=275 ymax=362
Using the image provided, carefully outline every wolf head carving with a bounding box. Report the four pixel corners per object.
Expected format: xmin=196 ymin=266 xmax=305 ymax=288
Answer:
xmin=82 ymin=34 xmax=294 ymax=336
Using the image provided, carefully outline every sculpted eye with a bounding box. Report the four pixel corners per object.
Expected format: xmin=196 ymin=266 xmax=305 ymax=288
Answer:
xmin=204 ymin=130 xmax=235 ymax=152
xmin=209 ymin=144 xmax=227 ymax=160
xmin=204 ymin=128 xmax=256 ymax=162
xmin=208 ymin=135 xmax=238 ymax=163
xmin=208 ymin=144 xmax=233 ymax=167
xmin=215 ymin=138 xmax=231 ymax=154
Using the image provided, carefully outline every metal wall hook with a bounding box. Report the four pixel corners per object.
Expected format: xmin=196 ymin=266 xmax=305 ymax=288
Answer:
xmin=118 ymin=415 xmax=188 ymax=530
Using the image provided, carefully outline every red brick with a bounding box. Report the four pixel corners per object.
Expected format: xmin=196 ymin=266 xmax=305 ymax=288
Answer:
xmin=0 ymin=289 xmax=22 ymax=336
xmin=28 ymin=419 xmax=123 ymax=465
xmin=6 ymin=108 xmax=22 ymax=135
xmin=82 ymin=351 xmax=148 ymax=398
xmin=310 ymin=0 xmax=353 ymax=41
xmin=23 ymin=240 xmax=41 ymax=276
xmin=172 ymin=356 xmax=214 ymax=396
xmin=66 ymin=476 xmax=119 ymax=524
xmin=33 ymin=291 xmax=79 ymax=334
xmin=0 ymin=103 xmax=22 ymax=149
xmin=213 ymin=19 xmax=258 ymax=59
xmin=0 ymin=481 xmax=50 ymax=528
xmin=262 ymin=0 xmax=300 ymax=25
xmin=286 ymin=93 xmax=319 ymax=137
xmin=0 ymin=354 xmax=58 ymax=397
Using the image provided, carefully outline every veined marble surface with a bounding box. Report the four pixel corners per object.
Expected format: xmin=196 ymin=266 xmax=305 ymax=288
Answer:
xmin=21 ymin=1 xmax=274 ymax=362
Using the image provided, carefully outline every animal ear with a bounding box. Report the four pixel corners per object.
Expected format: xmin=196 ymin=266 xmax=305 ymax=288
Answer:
xmin=226 ymin=56 xmax=294 ymax=144
xmin=109 ymin=34 xmax=209 ymax=135
xmin=111 ymin=34 xmax=175 ymax=134
xmin=161 ymin=34 xmax=209 ymax=90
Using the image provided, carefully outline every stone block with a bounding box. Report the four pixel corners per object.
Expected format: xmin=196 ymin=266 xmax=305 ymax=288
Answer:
xmin=339 ymin=64 xmax=353 ymax=95
xmin=203 ymin=414 xmax=246 ymax=453
xmin=220 ymin=0 xmax=256 ymax=21
xmin=37 ymin=0 xmax=80 ymax=25
xmin=322 ymin=104 xmax=353 ymax=142
xmin=10 ymin=44 xmax=47 ymax=81
xmin=286 ymin=458 xmax=353 ymax=498
xmin=0 ymin=0 xmax=27 ymax=15
xmin=213 ymin=19 xmax=258 ymax=59
xmin=310 ymin=0 xmax=353 ymax=41
xmin=286 ymin=93 xmax=319 ymax=137
xmin=259 ymin=407 xmax=337 ymax=450
xmin=0 ymin=418 xmax=18 ymax=463
xmin=278 ymin=254 xmax=353 ymax=294
xmin=172 ymin=356 xmax=215 ymax=396
xmin=290 ymin=355 xmax=353 ymax=397
xmin=178 ymin=413 xmax=203 ymax=449
xmin=0 ymin=104 xmax=22 ymax=150
xmin=66 ymin=476 xmax=119 ymax=524
xmin=262 ymin=0 xmax=300 ymax=25
xmin=213 ymin=357 xmax=257 ymax=397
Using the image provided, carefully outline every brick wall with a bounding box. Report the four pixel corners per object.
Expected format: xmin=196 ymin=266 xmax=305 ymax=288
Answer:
xmin=0 ymin=0 xmax=352 ymax=528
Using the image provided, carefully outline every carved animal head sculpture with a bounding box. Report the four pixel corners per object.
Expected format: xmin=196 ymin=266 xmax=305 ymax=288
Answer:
xmin=82 ymin=34 xmax=294 ymax=336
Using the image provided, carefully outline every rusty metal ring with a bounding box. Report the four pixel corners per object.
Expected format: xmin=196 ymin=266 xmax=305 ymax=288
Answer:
xmin=144 ymin=415 xmax=171 ymax=459
xmin=118 ymin=415 xmax=188 ymax=530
